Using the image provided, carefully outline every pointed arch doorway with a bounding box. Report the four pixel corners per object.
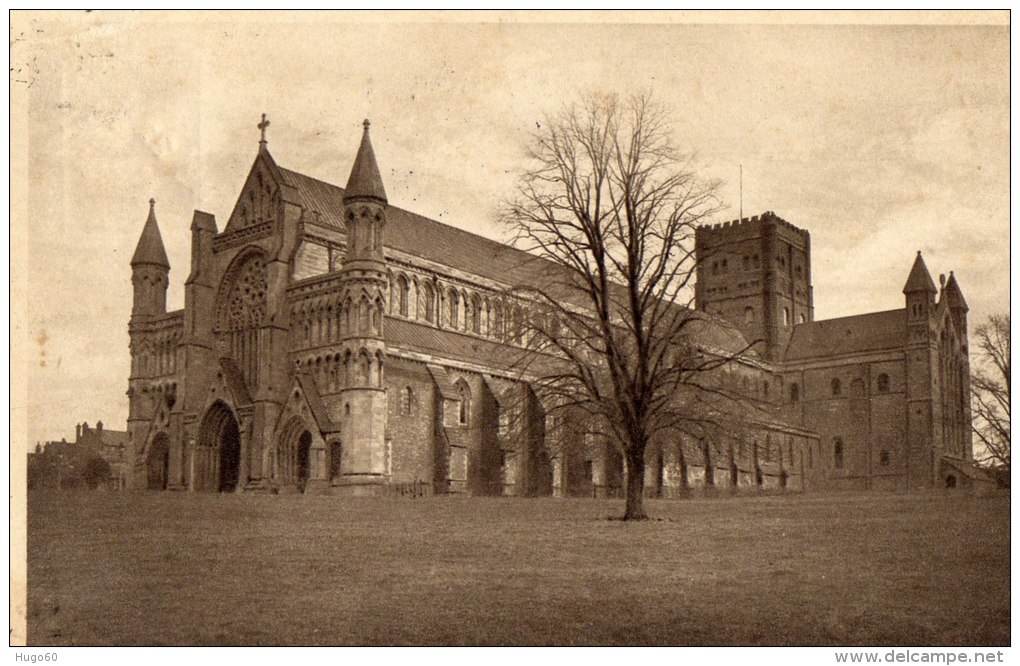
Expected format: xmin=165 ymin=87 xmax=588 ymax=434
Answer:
xmin=146 ymin=432 xmax=171 ymax=490
xmin=277 ymin=419 xmax=314 ymax=492
xmin=197 ymin=401 xmax=243 ymax=492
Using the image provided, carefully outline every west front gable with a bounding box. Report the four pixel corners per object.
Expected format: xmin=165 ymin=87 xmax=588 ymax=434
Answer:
xmin=223 ymin=150 xmax=289 ymax=234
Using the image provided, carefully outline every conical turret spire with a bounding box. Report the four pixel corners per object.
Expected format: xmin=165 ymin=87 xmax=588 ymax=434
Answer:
xmin=902 ymin=251 xmax=936 ymax=294
xmin=942 ymin=272 xmax=969 ymax=312
xmin=131 ymin=198 xmax=170 ymax=268
xmin=344 ymin=119 xmax=387 ymax=203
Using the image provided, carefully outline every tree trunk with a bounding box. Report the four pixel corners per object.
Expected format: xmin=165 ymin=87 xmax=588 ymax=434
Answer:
xmin=678 ymin=441 xmax=689 ymax=490
xmin=727 ymin=439 xmax=738 ymax=487
xmin=702 ymin=439 xmax=714 ymax=486
xmin=622 ymin=450 xmax=648 ymax=520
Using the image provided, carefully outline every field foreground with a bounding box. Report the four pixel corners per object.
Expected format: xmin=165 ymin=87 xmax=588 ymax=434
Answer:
xmin=26 ymin=490 xmax=1009 ymax=646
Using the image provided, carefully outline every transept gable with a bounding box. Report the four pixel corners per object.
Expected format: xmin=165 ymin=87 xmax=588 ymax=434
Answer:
xmin=223 ymin=150 xmax=289 ymax=234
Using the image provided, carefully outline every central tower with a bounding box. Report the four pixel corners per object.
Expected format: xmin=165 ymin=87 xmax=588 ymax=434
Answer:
xmin=694 ymin=211 xmax=814 ymax=360
xmin=336 ymin=120 xmax=390 ymax=493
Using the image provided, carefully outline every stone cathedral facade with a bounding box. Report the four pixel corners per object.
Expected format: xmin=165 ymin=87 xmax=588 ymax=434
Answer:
xmin=125 ymin=120 xmax=975 ymax=496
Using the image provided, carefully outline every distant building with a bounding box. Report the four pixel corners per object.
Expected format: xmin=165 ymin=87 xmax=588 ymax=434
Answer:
xmin=28 ymin=421 xmax=128 ymax=490
xmin=123 ymin=119 xmax=975 ymax=495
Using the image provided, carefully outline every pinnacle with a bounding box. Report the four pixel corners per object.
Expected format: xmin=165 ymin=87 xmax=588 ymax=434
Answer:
xmin=942 ymin=271 xmax=968 ymax=311
xmin=902 ymin=251 xmax=936 ymax=294
xmin=131 ymin=198 xmax=170 ymax=268
xmin=344 ymin=119 xmax=387 ymax=203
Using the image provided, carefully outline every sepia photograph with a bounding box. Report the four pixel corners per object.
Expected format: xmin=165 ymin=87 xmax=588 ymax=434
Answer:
xmin=9 ymin=9 xmax=1011 ymax=653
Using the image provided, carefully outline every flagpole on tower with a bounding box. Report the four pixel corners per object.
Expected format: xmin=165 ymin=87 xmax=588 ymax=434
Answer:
xmin=739 ymin=163 xmax=743 ymax=221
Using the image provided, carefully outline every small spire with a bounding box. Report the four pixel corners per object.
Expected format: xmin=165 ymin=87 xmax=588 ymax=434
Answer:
xmin=902 ymin=251 xmax=936 ymax=294
xmin=943 ymin=271 xmax=969 ymax=312
xmin=344 ymin=118 xmax=387 ymax=203
xmin=258 ymin=113 xmax=270 ymax=151
xmin=131 ymin=198 xmax=170 ymax=268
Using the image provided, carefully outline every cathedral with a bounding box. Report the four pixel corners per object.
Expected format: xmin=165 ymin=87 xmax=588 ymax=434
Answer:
xmin=125 ymin=119 xmax=975 ymax=496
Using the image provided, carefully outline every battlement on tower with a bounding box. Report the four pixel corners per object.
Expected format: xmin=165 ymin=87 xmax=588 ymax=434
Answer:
xmin=696 ymin=211 xmax=810 ymax=248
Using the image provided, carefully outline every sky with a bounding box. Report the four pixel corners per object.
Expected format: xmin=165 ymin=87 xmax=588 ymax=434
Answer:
xmin=12 ymin=11 xmax=1010 ymax=446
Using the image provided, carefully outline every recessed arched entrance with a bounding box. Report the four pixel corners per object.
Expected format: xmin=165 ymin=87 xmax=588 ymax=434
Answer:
xmin=297 ymin=432 xmax=312 ymax=489
xmin=277 ymin=419 xmax=313 ymax=492
xmin=146 ymin=432 xmax=170 ymax=490
xmin=197 ymin=401 xmax=242 ymax=493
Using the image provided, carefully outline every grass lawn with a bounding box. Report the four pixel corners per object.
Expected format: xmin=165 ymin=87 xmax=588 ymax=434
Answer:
xmin=25 ymin=489 xmax=1009 ymax=646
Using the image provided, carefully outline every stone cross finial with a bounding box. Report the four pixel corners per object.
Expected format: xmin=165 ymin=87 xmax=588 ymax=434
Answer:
xmin=363 ymin=118 xmax=371 ymax=130
xmin=258 ymin=113 xmax=270 ymax=146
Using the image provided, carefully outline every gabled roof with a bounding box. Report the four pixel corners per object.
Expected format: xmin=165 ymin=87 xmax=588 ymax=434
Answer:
xmin=131 ymin=199 xmax=170 ymax=268
xmin=903 ymin=251 xmax=937 ymax=294
xmin=344 ymin=120 xmax=387 ymax=202
xmin=80 ymin=426 xmax=128 ymax=451
xmin=276 ymin=159 xmax=757 ymax=363
xmin=783 ymin=309 xmax=906 ymax=361
xmin=277 ymin=166 xmax=557 ymax=292
xmin=277 ymin=163 xmax=757 ymax=358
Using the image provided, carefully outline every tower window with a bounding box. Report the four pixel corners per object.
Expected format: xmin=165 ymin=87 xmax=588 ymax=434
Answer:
xmin=831 ymin=378 xmax=842 ymax=396
xmin=877 ymin=373 xmax=890 ymax=393
xmin=744 ymin=306 xmax=755 ymax=324
xmin=752 ymin=254 xmax=761 ymax=268
xmin=783 ymin=307 xmax=790 ymax=327
xmin=711 ymin=261 xmax=719 ymax=275
xmin=833 ymin=437 xmax=844 ymax=469
xmin=790 ymin=383 xmax=799 ymax=403
xmin=763 ymin=381 xmax=770 ymax=397
xmin=799 ymin=313 xmax=807 ymax=324
xmin=742 ymin=255 xmax=750 ymax=270
xmin=721 ymin=258 xmax=728 ymax=272
xmin=879 ymin=449 xmax=890 ymax=467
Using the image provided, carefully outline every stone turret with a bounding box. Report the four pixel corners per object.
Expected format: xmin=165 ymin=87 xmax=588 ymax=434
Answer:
xmin=902 ymin=251 xmax=938 ymax=487
xmin=131 ymin=199 xmax=170 ymax=317
xmin=903 ymin=250 xmax=937 ymax=323
xmin=335 ymin=120 xmax=390 ymax=494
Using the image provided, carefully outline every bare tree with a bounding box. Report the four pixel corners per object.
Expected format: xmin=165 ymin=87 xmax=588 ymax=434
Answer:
xmin=972 ymin=314 xmax=1009 ymax=470
xmin=502 ymin=93 xmax=756 ymax=520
